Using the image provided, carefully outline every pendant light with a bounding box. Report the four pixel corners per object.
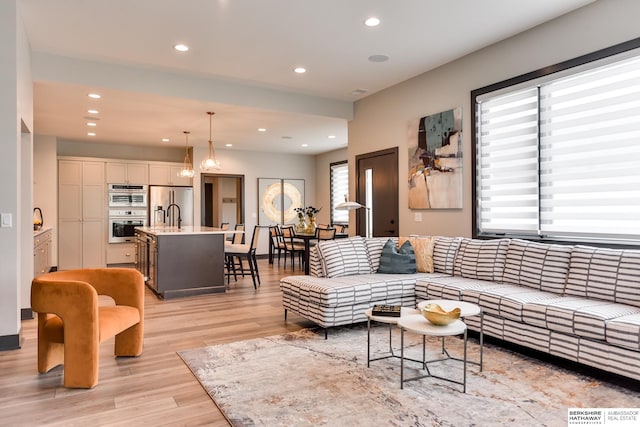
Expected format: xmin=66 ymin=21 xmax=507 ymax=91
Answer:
xmin=200 ymin=111 xmax=221 ymax=171
xmin=178 ymin=131 xmax=195 ymax=178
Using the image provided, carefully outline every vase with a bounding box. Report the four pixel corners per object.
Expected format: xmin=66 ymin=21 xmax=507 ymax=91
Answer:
xmin=296 ymin=217 xmax=307 ymax=233
xmin=305 ymin=216 xmax=317 ymax=234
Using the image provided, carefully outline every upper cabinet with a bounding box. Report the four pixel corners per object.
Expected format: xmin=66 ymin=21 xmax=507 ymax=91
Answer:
xmin=106 ymin=162 xmax=149 ymax=184
xmin=149 ymin=163 xmax=192 ymax=186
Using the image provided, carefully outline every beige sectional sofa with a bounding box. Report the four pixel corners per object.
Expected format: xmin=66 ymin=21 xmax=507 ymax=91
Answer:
xmin=279 ymin=236 xmax=640 ymax=381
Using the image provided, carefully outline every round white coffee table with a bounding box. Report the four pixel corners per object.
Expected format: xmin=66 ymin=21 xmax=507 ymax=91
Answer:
xmin=364 ymin=307 xmax=420 ymax=367
xmin=417 ymin=299 xmax=483 ymax=371
xmin=397 ymin=314 xmax=468 ymax=392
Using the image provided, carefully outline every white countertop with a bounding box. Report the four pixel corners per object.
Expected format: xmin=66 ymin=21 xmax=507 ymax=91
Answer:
xmin=136 ymin=226 xmax=242 ymax=236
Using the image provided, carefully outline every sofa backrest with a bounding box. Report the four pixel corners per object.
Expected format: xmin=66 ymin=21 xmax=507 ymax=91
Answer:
xmin=453 ymin=238 xmax=510 ymax=282
xmin=502 ymin=239 xmax=572 ymax=294
xmin=314 ymin=236 xmax=373 ymax=278
xmin=565 ymin=245 xmax=640 ymax=307
xmin=364 ymin=237 xmax=398 ymax=272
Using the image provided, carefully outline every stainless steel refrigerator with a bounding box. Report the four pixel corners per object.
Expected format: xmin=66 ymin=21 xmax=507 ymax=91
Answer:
xmin=149 ymin=186 xmax=194 ymax=227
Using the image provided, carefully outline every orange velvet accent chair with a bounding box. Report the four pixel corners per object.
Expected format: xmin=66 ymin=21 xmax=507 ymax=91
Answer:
xmin=31 ymin=268 xmax=144 ymax=388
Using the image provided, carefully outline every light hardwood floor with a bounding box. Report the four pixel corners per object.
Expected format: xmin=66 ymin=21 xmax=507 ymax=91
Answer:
xmin=0 ymin=258 xmax=314 ymax=426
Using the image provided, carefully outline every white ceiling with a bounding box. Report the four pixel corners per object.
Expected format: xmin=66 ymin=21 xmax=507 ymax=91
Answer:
xmin=20 ymin=0 xmax=595 ymax=154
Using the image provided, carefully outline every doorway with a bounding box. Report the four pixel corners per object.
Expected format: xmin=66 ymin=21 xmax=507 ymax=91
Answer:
xmin=355 ymin=147 xmax=399 ymax=237
xmin=200 ymin=174 xmax=245 ymax=229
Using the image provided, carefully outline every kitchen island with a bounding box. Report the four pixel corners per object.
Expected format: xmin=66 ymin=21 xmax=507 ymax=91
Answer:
xmin=135 ymin=226 xmax=236 ymax=299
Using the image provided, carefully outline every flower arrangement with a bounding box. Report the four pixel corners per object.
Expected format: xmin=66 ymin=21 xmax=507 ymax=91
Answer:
xmin=295 ymin=206 xmax=321 ymax=219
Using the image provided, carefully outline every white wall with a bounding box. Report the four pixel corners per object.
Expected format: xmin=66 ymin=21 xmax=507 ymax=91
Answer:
xmin=193 ymin=146 xmax=316 ymax=254
xmin=33 ymin=135 xmax=58 ymax=265
xmin=0 ymin=0 xmax=33 ymax=342
xmin=349 ymin=0 xmax=640 ymax=238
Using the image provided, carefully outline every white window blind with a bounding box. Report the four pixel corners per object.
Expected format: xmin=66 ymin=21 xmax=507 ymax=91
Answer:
xmin=539 ymin=55 xmax=640 ymax=240
xmin=330 ymin=162 xmax=349 ymax=224
xmin=477 ymin=87 xmax=540 ymax=235
xmin=476 ymin=50 xmax=640 ymax=243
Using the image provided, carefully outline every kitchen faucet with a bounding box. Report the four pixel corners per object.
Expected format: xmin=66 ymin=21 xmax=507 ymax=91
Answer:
xmin=166 ymin=203 xmax=182 ymax=229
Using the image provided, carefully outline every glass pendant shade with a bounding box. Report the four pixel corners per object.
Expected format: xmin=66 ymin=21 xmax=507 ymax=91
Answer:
xmin=178 ymin=131 xmax=195 ymax=178
xmin=200 ymin=111 xmax=221 ymax=171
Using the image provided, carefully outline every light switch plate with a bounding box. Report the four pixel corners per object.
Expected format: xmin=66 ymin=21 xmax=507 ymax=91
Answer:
xmin=1 ymin=213 xmax=12 ymax=227
xmin=414 ymin=212 xmax=422 ymax=222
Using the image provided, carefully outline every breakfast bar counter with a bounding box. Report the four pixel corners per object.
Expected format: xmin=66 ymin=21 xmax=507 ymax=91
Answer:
xmin=135 ymin=226 xmax=237 ymax=299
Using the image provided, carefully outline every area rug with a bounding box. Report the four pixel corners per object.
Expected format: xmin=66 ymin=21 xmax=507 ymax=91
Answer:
xmin=178 ymin=325 xmax=637 ymax=426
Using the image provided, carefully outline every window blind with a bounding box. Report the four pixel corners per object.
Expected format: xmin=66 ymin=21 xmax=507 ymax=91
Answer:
xmin=477 ymin=87 xmax=540 ymax=234
xmin=540 ymin=55 xmax=640 ymax=240
xmin=330 ymin=162 xmax=349 ymax=224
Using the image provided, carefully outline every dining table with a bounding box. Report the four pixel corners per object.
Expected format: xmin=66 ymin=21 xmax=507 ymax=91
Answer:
xmin=294 ymin=230 xmax=348 ymax=275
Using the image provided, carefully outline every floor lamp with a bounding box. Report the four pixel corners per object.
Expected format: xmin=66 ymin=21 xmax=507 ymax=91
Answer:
xmin=336 ymin=199 xmax=371 ymax=238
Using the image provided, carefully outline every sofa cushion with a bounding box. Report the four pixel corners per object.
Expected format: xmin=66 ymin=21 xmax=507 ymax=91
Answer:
xmin=502 ymin=239 xmax=572 ymax=294
xmin=606 ymin=313 xmax=640 ymax=351
xmin=432 ymin=237 xmax=462 ymax=274
xmin=365 ymin=237 xmax=398 ymax=272
xmin=453 ymin=238 xmax=509 ymax=282
xmin=399 ymin=236 xmax=435 ymax=273
xmin=565 ymin=245 xmax=640 ymax=307
xmin=316 ymin=236 xmax=372 ymax=278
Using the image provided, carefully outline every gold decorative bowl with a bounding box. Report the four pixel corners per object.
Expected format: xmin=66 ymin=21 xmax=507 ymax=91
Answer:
xmin=421 ymin=303 xmax=461 ymax=326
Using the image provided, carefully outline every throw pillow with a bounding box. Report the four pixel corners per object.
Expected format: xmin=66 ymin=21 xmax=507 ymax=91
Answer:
xmin=377 ymin=239 xmax=417 ymax=274
xmin=317 ymin=236 xmax=372 ymax=278
xmin=399 ymin=236 xmax=435 ymax=273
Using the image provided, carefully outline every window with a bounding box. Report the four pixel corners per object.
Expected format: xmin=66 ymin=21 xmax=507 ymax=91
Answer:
xmin=330 ymin=161 xmax=348 ymax=224
xmin=473 ymin=39 xmax=640 ymax=245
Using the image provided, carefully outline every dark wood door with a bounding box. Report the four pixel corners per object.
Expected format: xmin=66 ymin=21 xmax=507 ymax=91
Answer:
xmin=356 ymin=147 xmax=399 ymax=237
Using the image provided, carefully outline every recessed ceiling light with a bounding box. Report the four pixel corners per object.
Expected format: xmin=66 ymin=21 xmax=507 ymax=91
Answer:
xmin=86 ymin=122 xmax=97 ymax=127
xmin=87 ymin=132 xmax=96 ymax=136
xmin=281 ymin=136 xmax=293 ymax=139
xmin=301 ymin=143 xmax=308 ymax=147
xmin=328 ymin=135 xmax=336 ymax=139
xmin=368 ymin=54 xmax=389 ymax=63
xmin=162 ymin=138 xmax=170 ymax=142
xmin=225 ymin=143 xmax=233 ymax=147
xmin=174 ymin=44 xmax=189 ymax=52
xmin=351 ymin=88 xmax=369 ymax=96
xmin=364 ymin=17 xmax=380 ymax=27
xmin=293 ymin=67 xmax=306 ymax=74
xmin=87 ymin=109 xmax=99 ymax=114
xmin=87 ymin=93 xmax=101 ymax=99
xmin=258 ymin=128 xmax=267 ymax=132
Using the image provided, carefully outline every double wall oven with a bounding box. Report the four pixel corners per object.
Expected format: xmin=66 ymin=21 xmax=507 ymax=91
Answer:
xmin=108 ymin=184 xmax=148 ymax=243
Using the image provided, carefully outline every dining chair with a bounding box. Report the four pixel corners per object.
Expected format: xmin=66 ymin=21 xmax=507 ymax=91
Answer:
xmin=224 ymin=225 xmax=261 ymax=289
xmin=269 ymin=225 xmax=286 ymax=265
xmin=281 ymin=225 xmax=305 ymax=271
xmin=315 ymin=226 xmax=336 ymax=241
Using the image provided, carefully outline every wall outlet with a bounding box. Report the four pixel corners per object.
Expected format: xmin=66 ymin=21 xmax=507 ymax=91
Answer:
xmin=1 ymin=213 xmax=12 ymax=227
xmin=414 ymin=212 xmax=422 ymax=222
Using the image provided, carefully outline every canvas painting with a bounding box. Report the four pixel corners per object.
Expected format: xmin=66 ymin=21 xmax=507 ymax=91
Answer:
xmin=258 ymin=178 xmax=304 ymax=225
xmin=407 ymin=107 xmax=463 ymax=209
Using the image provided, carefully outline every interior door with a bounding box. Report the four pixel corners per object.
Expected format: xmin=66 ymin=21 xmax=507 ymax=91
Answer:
xmin=356 ymin=147 xmax=399 ymax=237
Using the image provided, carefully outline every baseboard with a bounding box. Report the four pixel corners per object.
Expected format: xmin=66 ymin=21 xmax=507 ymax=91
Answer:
xmin=0 ymin=330 xmax=21 ymax=351
xmin=21 ymin=308 xmax=33 ymax=320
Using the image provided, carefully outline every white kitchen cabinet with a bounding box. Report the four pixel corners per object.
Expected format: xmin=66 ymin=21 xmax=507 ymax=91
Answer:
xmin=149 ymin=163 xmax=192 ymax=186
xmin=34 ymin=229 xmax=53 ymax=277
xmin=106 ymin=162 xmax=148 ymax=184
xmin=106 ymin=242 xmax=136 ymax=265
xmin=58 ymin=160 xmax=106 ymax=270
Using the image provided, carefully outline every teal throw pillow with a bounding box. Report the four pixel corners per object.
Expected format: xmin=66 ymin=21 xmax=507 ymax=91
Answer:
xmin=377 ymin=239 xmax=417 ymax=274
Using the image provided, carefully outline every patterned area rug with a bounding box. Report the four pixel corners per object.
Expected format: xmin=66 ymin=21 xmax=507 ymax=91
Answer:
xmin=178 ymin=325 xmax=637 ymax=426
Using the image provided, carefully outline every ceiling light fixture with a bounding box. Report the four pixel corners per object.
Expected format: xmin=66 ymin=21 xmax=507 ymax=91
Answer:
xmin=162 ymin=138 xmax=170 ymax=142
xmin=364 ymin=17 xmax=380 ymax=27
xmin=258 ymin=128 xmax=267 ymax=132
xmin=87 ymin=109 xmax=99 ymax=114
xmin=86 ymin=122 xmax=97 ymax=127
xmin=88 ymin=93 xmax=101 ymax=99
xmin=87 ymin=132 xmax=96 ymax=136
xmin=225 ymin=143 xmax=233 ymax=147
xmin=294 ymin=67 xmax=306 ymax=74
xmin=200 ymin=112 xmax=221 ymax=171
xmin=178 ymin=131 xmax=195 ymax=178
xmin=328 ymin=135 xmax=336 ymax=139
xmin=174 ymin=44 xmax=189 ymax=52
